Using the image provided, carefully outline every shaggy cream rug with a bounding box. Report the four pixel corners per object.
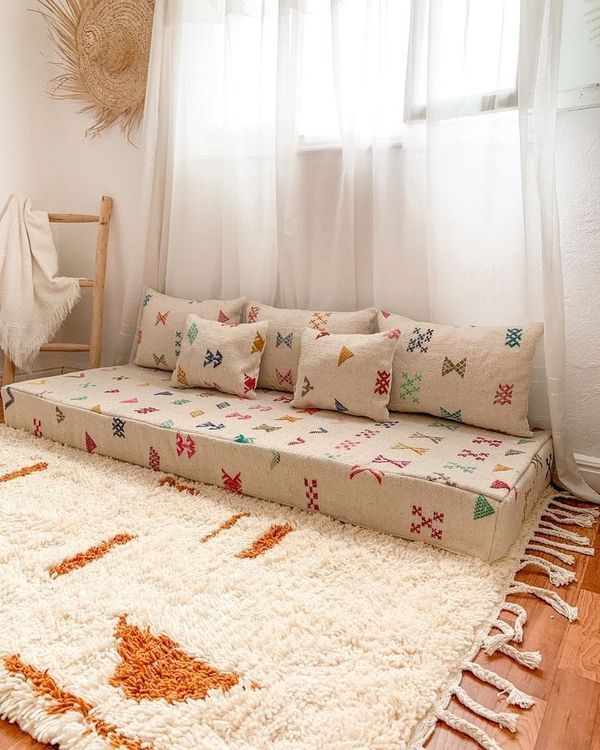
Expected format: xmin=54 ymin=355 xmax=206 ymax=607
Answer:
xmin=0 ymin=425 xmax=596 ymax=750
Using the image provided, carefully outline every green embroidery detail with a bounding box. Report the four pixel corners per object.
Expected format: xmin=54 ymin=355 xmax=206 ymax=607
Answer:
xmin=398 ymin=372 xmax=422 ymax=404
xmin=474 ymin=495 xmax=496 ymax=519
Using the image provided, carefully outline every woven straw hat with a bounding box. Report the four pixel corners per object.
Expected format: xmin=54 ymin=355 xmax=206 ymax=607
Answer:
xmin=38 ymin=0 xmax=155 ymax=138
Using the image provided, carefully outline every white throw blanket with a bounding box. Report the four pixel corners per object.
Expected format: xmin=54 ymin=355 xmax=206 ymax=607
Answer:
xmin=0 ymin=195 xmax=81 ymax=371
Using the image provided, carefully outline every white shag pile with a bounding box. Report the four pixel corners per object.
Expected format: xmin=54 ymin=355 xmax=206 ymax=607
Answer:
xmin=0 ymin=425 xmax=591 ymax=750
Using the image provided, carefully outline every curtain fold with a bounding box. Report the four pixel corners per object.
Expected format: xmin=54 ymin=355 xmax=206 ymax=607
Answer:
xmin=118 ymin=0 xmax=597 ymax=501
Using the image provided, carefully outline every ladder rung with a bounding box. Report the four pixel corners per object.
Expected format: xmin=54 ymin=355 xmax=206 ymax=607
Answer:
xmin=48 ymin=213 xmax=100 ymax=223
xmin=40 ymin=343 xmax=91 ymax=352
xmin=79 ymin=278 xmax=95 ymax=287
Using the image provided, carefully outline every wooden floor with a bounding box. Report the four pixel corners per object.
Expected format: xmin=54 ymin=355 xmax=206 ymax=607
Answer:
xmin=0 ymin=504 xmax=598 ymax=750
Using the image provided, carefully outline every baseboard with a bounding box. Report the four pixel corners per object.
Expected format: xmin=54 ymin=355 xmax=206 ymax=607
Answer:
xmin=0 ymin=365 xmax=81 ymax=388
xmin=575 ymin=453 xmax=600 ymax=493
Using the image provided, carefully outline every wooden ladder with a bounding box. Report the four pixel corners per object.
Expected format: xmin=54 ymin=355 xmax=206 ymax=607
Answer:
xmin=1 ymin=195 xmax=113 ymax=389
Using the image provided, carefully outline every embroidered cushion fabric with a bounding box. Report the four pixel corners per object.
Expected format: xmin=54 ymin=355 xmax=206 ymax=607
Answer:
xmin=291 ymin=329 xmax=397 ymax=422
xmin=171 ymin=316 xmax=269 ymax=398
xmin=377 ymin=312 xmax=543 ymax=436
xmin=134 ymin=288 xmax=247 ymax=371
xmin=244 ymin=302 xmax=377 ymax=393
xmin=2 ymin=363 xmax=553 ymax=561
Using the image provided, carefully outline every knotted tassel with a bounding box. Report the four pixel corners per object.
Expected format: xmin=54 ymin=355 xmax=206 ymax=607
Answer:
xmin=453 ymin=686 xmax=519 ymax=732
xmin=435 ymin=708 xmax=503 ymax=750
xmin=537 ymin=520 xmax=591 ymax=544
xmin=462 ymin=661 xmax=535 ymax=709
xmin=508 ymin=582 xmax=579 ymax=621
xmin=517 ymin=554 xmax=576 ymax=587
xmin=526 ymin=542 xmax=574 ymax=565
xmin=530 ymin=534 xmax=594 ymax=557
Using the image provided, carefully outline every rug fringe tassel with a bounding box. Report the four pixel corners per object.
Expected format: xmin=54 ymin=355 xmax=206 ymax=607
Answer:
xmin=462 ymin=661 xmax=535 ymax=708
xmin=526 ymin=542 xmax=574 ymax=564
xmin=530 ymin=533 xmax=594 ymax=557
xmin=508 ymin=581 xmax=579 ymax=621
xmin=516 ymin=554 xmax=576 ymax=586
xmin=537 ymin=519 xmax=591 ymax=544
xmin=411 ymin=494 xmax=596 ymax=750
xmin=549 ymin=498 xmax=600 ymax=519
xmin=435 ymin=708 xmax=503 ymax=750
xmin=453 ymin=685 xmax=519 ymax=732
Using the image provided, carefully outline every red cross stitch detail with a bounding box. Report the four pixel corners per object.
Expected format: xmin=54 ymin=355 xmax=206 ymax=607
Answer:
xmin=410 ymin=505 xmax=444 ymax=540
xmin=472 ymin=436 xmax=503 ymax=447
xmin=135 ymin=406 xmax=159 ymax=414
xmin=374 ymin=370 xmax=391 ymax=396
xmin=175 ymin=432 xmax=196 ymax=458
xmin=304 ymin=478 xmax=319 ymax=511
xmin=85 ymin=432 xmax=97 ymax=453
xmin=385 ymin=328 xmax=401 ymax=340
xmin=308 ymin=312 xmax=331 ymax=331
xmin=33 ymin=418 xmax=42 ymax=438
xmin=335 ymin=439 xmax=360 ymax=451
xmin=247 ymin=305 xmax=259 ymax=323
xmin=493 ymin=384 xmax=514 ymax=406
xmin=136 ymin=329 xmax=142 ymax=344
xmin=276 ymin=369 xmax=294 ymax=387
xmin=149 ymin=447 xmax=160 ymax=472
xmin=243 ymin=374 xmax=256 ymax=395
xmin=155 ymin=311 xmax=169 ymax=326
xmin=458 ymin=449 xmax=489 ymax=461
xmin=222 ymin=469 xmax=242 ymax=493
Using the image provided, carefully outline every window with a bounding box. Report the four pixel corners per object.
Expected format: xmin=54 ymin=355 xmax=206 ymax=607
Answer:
xmin=405 ymin=0 xmax=520 ymax=121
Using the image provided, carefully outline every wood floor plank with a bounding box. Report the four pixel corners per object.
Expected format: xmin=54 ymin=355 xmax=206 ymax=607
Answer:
xmin=0 ymin=720 xmax=49 ymax=750
xmin=534 ymin=669 xmax=600 ymax=750
xmin=559 ymin=589 xmax=600 ymax=683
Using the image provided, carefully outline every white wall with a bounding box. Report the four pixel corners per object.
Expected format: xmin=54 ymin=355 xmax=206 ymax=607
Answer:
xmin=0 ymin=1 xmax=598 ymax=464
xmin=0 ymin=1 xmax=143 ymax=372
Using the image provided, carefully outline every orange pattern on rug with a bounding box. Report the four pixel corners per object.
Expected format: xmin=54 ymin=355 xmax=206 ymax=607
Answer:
xmin=159 ymin=475 xmax=203 ymax=496
xmin=200 ymin=512 xmax=250 ymax=543
xmin=47 ymin=533 xmax=136 ymax=578
xmin=0 ymin=462 xmax=48 ymax=483
xmin=4 ymin=655 xmax=147 ymax=750
xmin=109 ymin=615 xmax=240 ymax=702
xmin=236 ymin=523 xmax=294 ymax=559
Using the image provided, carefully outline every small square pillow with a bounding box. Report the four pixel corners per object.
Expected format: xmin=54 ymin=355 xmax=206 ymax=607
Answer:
xmin=171 ymin=315 xmax=270 ymax=398
xmin=244 ymin=301 xmax=377 ymax=393
xmin=292 ymin=329 xmax=397 ymax=422
xmin=377 ymin=311 xmax=543 ymax=436
xmin=135 ymin=288 xmax=247 ymax=371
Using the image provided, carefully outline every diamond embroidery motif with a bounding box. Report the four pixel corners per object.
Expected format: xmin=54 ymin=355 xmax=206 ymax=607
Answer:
xmin=112 ymin=417 xmax=126 ymax=438
xmin=252 ymin=332 xmax=266 ymax=353
xmin=406 ymin=327 xmax=433 ymax=353
xmin=204 ymin=350 xmax=223 ymax=368
xmin=276 ymin=369 xmax=294 ymax=388
xmin=187 ymin=322 xmax=199 ymax=345
xmin=440 ymin=407 xmax=462 ymax=422
xmin=505 ymin=328 xmax=523 ymax=348
xmin=275 ymin=332 xmax=293 ymax=348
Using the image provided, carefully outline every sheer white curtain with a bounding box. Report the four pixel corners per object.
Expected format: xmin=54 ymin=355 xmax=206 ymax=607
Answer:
xmin=121 ymin=0 xmax=597 ymax=501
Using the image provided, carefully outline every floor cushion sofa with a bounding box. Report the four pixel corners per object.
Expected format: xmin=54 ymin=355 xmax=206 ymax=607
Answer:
xmin=1 ymin=363 xmax=552 ymax=561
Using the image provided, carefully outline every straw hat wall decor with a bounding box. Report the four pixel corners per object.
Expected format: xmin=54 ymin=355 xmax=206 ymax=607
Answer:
xmin=36 ymin=0 xmax=155 ymax=138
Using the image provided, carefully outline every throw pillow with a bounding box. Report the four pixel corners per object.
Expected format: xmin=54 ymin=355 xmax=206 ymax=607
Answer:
xmin=291 ymin=329 xmax=397 ymax=422
xmin=134 ymin=288 xmax=247 ymax=371
xmin=171 ymin=315 xmax=270 ymax=398
xmin=377 ymin=311 xmax=543 ymax=436
xmin=245 ymin=301 xmax=377 ymax=392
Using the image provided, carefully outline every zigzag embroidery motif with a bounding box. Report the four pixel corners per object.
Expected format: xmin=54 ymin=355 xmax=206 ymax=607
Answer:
xmin=222 ymin=469 xmax=242 ymax=493
xmin=155 ymin=311 xmax=169 ymax=326
xmin=153 ymin=354 xmax=168 ymax=368
xmin=349 ymin=466 xmax=384 ymax=484
xmin=441 ymin=356 xmax=467 ymax=378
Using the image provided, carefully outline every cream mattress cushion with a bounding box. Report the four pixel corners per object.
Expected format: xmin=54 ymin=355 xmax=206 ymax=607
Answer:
xmin=2 ymin=364 xmax=552 ymax=561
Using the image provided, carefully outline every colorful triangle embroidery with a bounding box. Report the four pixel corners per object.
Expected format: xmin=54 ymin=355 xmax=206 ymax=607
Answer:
xmin=505 ymin=449 xmax=524 ymax=456
xmin=474 ymin=495 xmax=496 ymax=519
xmin=334 ymin=399 xmax=348 ymax=413
xmin=218 ymin=310 xmax=230 ymax=323
xmin=490 ymin=479 xmax=510 ymax=490
xmin=91 ymin=404 xmax=102 ymax=414
xmin=338 ymin=346 xmax=354 ymax=366
xmin=494 ymin=464 xmax=512 ymax=472
xmin=301 ymin=377 xmax=313 ymax=397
